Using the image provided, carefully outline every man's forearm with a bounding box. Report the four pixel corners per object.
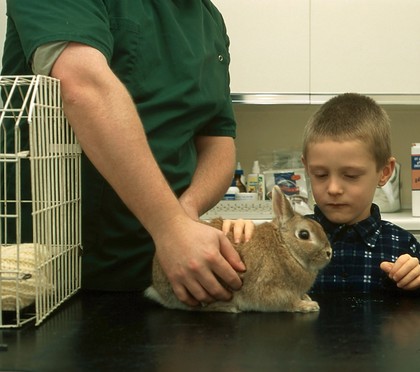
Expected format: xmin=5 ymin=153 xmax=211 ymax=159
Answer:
xmin=180 ymin=135 xmax=236 ymax=218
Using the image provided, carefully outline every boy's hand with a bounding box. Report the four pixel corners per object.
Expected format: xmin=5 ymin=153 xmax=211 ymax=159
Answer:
xmin=222 ymin=219 xmax=255 ymax=244
xmin=380 ymin=254 xmax=420 ymax=290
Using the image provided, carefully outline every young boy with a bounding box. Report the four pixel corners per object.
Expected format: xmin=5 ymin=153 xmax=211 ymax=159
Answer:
xmin=302 ymin=93 xmax=420 ymax=293
xmin=225 ymin=93 xmax=420 ymax=294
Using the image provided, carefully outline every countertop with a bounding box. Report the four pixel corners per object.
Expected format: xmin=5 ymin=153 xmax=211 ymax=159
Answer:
xmin=1 ymin=290 xmax=420 ymax=371
xmin=382 ymin=209 xmax=420 ymax=231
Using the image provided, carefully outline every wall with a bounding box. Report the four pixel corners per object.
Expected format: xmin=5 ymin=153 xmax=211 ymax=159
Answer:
xmin=233 ymin=104 xmax=420 ymax=210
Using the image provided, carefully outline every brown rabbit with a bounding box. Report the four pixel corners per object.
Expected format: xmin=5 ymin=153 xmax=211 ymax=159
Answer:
xmin=145 ymin=185 xmax=332 ymax=313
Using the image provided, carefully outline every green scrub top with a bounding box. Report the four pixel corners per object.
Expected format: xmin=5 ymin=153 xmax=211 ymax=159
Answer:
xmin=2 ymin=0 xmax=236 ymax=291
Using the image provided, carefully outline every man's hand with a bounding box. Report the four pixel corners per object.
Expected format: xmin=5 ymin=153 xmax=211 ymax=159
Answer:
xmin=154 ymin=215 xmax=246 ymax=307
xmin=380 ymin=254 xmax=420 ymax=290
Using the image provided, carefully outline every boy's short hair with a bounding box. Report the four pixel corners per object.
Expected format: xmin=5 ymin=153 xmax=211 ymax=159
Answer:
xmin=302 ymin=93 xmax=391 ymax=170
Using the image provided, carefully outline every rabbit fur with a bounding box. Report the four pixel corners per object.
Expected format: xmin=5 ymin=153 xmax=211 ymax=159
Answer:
xmin=145 ymin=185 xmax=332 ymax=313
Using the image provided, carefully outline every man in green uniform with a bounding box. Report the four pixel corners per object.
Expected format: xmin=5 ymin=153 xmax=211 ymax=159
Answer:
xmin=2 ymin=0 xmax=245 ymax=307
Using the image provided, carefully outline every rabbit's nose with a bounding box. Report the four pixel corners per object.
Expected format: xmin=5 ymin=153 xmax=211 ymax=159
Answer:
xmin=326 ymin=249 xmax=332 ymax=259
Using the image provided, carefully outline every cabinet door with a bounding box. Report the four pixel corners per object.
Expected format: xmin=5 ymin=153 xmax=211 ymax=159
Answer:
xmin=311 ymin=0 xmax=420 ymax=96
xmin=212 ymin=0 xmax=310 ymax=99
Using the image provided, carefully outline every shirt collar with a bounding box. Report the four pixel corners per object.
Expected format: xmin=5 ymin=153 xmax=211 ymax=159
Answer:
xmin=313 ymin=204 xmax=382 ymax=248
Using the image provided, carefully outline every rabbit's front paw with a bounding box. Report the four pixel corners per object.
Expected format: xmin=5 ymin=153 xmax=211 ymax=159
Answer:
xmin=295 ymin=299 xmax=320 ymax=313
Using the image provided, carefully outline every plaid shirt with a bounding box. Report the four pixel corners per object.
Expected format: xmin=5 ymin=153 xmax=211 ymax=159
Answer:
xmin=308 ymin=204 xmax=420 ymax=294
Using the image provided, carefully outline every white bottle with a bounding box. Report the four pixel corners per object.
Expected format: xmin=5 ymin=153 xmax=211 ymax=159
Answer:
xmin=223 ymin=178 xmax=240 ymax=200
xmin=247 ymin=160 xmax=265 ymax=200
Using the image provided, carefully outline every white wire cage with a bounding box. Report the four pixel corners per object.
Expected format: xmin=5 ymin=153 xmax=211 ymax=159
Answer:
xmin=0 ymin=75 xmax=82 ymax=328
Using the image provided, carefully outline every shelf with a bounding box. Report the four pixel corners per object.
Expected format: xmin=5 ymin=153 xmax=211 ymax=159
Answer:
xmin=231 ymin=93 xmax=420 ymax=105
xmin=231 ymin=93 xmax=310 ymax=105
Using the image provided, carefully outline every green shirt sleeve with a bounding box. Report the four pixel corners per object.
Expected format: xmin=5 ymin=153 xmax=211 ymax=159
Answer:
xmin=6 ymin=0 xmax=113 ymax=65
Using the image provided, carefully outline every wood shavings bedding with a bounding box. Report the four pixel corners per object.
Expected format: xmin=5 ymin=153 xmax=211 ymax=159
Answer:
xmin=1 ymin=244 xmax=53 ymax=311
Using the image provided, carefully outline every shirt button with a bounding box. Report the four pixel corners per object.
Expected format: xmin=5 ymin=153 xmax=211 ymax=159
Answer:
xmin=218 ymin=55 xmax=224 ymax=62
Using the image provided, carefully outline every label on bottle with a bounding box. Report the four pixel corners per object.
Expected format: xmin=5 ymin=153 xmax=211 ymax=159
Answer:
xmin=247 ymin=174 xmax=265 ymax=200
xmin=246 ymin=174 xmax=257 ymax=191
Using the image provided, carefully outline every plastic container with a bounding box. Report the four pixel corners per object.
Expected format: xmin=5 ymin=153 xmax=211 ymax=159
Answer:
xmin=235 ymin=192 xmax=258 ymax=201
xmin=223 ymin=179 xmax=240 ymax=200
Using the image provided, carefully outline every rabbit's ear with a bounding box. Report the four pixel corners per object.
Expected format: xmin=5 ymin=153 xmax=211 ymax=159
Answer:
xmin=272 ymin=185 xmax=294 ymax=224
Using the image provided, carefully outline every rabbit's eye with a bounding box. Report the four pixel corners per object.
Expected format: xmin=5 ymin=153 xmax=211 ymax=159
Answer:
xmin=298 ymin=229 xmax=310 ymax=240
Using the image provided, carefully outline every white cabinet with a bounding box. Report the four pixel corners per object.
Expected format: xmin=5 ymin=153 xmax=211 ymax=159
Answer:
xmin=212 ymin=0 xmax=310 ymax=102
xmin=311 ymin=0 xmax=420 ymax=98
xmin=213 ymin=0 xmax=420 ymax=104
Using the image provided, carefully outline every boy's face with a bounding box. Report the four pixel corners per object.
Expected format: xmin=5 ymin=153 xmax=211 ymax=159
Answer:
xmin=303 ymin=139 xmax=393 ymax=225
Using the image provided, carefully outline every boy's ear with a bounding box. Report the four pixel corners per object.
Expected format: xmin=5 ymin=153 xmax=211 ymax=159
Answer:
xmin=301 ymin=155 xmax=307 ymax=169
xmin=378 ymin=157 xmax=396 ymax=186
